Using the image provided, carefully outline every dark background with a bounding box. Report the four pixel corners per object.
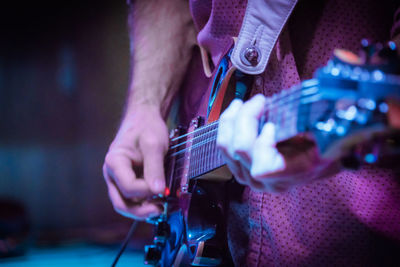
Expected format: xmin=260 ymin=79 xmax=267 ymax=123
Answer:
xmin=0 ymin=0 xmax=133 ymax=236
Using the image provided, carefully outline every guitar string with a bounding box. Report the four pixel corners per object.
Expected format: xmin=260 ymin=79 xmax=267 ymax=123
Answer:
xmin=167 ymin=105 xmax=338 ymax=188
xmin=167 ymin=88 xmax=319 ymax=155
xmin=169 ymin=129 xmax=219 ymax=154
xmin=168 ymin=89 xmax=293 ymax=143
xmin=165 ymin=81 xmax=318 ymax=187
xmin=173 ymin=147 xmax=223 ymax=177
xmin=168 ymin=92 xmax=309 ymax=152
xmin=168 ymin=104 xmax=334 ymax=176
xmin=168 ymin=104 xmax=314 ymax=159
xmin=167 ymin=97 xmax=317 ymax=159
xmin=170 ymin=120 xmax=219 ymax=142
xmin=164 ymin=84 xmax=322 ymax=182
xmin=169 ymin=82 xmax=308 ymax=143
xmin=168 ymin=82 xmax=319 ymax=151
xmin=169 ymin=124 xmax=219 ymax=150
xmin=168 ymin=77 xmax=399 ymax=187
xmin=169 ymin=89 xmax=300 ymax=144
xmin=166 ymin=75 xmax=395 ymax=183
xmin=168 ymin=99 xmax=330 ymax=170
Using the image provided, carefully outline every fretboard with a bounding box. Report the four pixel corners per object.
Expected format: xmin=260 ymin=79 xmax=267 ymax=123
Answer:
xmin=187 ymin=122 xmax=224 ymax=179
xmin=166 ymin=78 xmax=321 ymax=182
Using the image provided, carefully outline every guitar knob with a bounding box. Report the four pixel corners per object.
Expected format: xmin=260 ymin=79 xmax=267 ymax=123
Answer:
xmin=144 ymin=244 xmax=162 ymax=265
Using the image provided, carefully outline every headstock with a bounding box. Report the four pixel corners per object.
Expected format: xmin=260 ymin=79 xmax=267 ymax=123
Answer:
xmin=309 ymin=40 xmax=400 ymax=165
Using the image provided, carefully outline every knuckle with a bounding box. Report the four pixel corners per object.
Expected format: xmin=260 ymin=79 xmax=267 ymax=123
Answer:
xmin=232 ymin=137 xmax=252 ymax=153
xmin=119 ymin=183 xmax=136 ymax=198
xmin=219 ymin=111 xmax=233 ymax=122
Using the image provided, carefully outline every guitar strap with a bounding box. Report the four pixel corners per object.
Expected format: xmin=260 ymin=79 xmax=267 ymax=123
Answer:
xmin=231 ymin=0 xmax=298 ymax=75
xmin=205 ymin=0 xmax=299 ymax=121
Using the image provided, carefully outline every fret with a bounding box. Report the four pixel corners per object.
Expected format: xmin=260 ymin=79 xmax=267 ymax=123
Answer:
xmin=210 ymin=135 xmax=217 ymax=170
xmin=190 ymin=135 xmax=197 ymax=178
xmin=192 ymin=128 xmax=201 ymax=178
xmin=205 ymin=127 xmax=211 ymax=172
xmin=276 ymin=90 xmax=286 ymax=141
xmin=207 ymin=136 xmax=211 ymax=170
xmin=199 ymin=130 xmax=204 ymax=176
xmin=196 ymin=129 xmax=201 ymax=177
xmin=182 ymin=122 xmax=222 ymax=179
xmin=201 ymin=129 xmax=207 ymax=175
xmin=194 ymin=130 xmax=199 ymax=177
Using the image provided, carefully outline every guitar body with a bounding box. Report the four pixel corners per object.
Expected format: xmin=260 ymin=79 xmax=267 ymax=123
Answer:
xmin=164 ymin=57 xmax=241 ymax=266
xmin=145 ymin=50 xmax=241 ymax=267
xmin=165 ymin=179 xmax=233 ymax=267
xmin=159 ymin=121 xmax=234 ymax=267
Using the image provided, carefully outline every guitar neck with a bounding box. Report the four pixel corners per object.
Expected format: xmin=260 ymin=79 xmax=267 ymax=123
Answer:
xmin=166 ymin=79 xmax=321 ymax=182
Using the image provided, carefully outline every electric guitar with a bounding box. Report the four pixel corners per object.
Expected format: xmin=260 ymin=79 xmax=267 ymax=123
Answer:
xmin=143 ymin=42 xmax=400 ymax=266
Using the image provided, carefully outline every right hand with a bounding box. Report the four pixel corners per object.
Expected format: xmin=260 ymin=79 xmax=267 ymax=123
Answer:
xmin=103 ymin=105 xmax=168 ymax=220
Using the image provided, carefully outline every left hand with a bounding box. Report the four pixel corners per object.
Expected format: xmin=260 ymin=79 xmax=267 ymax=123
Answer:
xmin=217 ymin=94 xmax=335 ymax=192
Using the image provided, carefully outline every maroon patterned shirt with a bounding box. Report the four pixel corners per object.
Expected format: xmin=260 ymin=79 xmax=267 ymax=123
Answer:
xmin=179 ymin=0 xmax=400 ymax=265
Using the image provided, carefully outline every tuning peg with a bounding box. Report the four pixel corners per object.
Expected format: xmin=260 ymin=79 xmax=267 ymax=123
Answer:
xmin=144 ymin=244 xmax=162 ymax=265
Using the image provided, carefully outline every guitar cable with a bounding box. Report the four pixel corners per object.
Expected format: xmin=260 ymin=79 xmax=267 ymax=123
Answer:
xmin=111 ymin=220 xmax=139 ymax=267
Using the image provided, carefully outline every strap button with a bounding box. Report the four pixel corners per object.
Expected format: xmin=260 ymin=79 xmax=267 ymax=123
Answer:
xmin=241 ymin=46 xmax=260 ymax=66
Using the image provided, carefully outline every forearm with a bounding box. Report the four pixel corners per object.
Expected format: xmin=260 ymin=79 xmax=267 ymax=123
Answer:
xmin=125 ymin=0 xmax=196 ymax=119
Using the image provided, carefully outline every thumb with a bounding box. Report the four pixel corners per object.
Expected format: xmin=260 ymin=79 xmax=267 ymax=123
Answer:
xmin=141 ymin=143 xmax=166 ymax=194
